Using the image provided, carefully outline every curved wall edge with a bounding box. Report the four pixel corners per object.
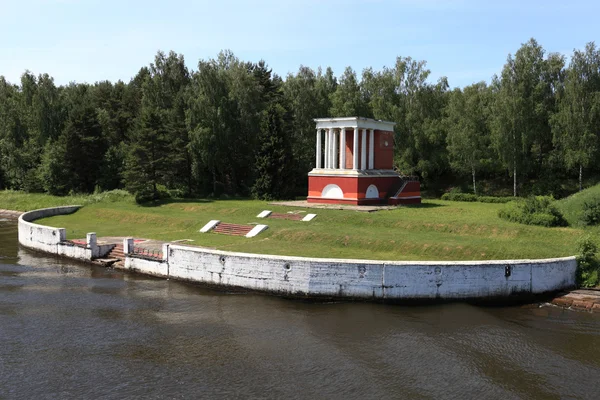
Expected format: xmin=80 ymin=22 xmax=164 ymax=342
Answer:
xmin=19 ymin=206 xmax=578 ymax=301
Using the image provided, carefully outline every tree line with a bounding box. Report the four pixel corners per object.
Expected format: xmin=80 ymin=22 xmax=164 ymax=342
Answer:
xmin=0 ymin=38 xmax=599 ymax=201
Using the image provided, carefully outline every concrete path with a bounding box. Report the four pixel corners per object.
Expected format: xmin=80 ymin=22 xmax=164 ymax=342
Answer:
xmin=0 ymin=209 xmax=23 ymax=220
xmin=269 ymin=200 xmax=398 ymax=212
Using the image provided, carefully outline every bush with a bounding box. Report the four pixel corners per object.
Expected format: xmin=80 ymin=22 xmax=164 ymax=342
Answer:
xmin=441 ymin=192 xmax=513 ymax=203
xmin=134 ymin=185 xmax=171 ymax=204
xmin=498 ymin=196 xmax=568 ymax=227
xmin=476 ymin=196 xmax=514 ymax=204
xmin=580 ymin=197 xmax=600 ymax=226
xmin=576 ymin=235 xmax=600 ymax=287
xmin=85 ymin=189 xmax=133 ymax=204
xmin=441 ymin=192 xmax=477 ymax=202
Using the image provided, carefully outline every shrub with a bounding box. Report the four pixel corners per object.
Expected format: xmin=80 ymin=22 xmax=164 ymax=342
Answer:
xmin=85 ymin=189 xmax=133 ymax=204
xmin=476 ymin=196 xmax=514 ymax=204
xmin=441 ymin=192 xmax=477 ymax=202
xmin=134 ymin=185 xmax=171 ymax=204
xmin=498 ymin=196 xmax=568 ymax=227
xmin=441 ymin=193 xmax=513 ymax=203
xmin=576 ymin=235 xmax=600 ymax=287
xmin=580 ymin=197 xmax=600 ymax=226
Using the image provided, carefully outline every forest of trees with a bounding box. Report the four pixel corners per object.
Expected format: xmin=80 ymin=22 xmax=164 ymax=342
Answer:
xmin=0 ymin=38 xmax=599 ymax=201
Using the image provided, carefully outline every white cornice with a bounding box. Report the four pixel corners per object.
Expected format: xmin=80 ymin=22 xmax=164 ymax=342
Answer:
xmin=314 ymin=117 xmax=396 ymax=131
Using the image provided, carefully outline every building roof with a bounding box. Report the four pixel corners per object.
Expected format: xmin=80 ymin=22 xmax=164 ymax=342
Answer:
xmin=314 ymin=116 xmax=396 ymax=131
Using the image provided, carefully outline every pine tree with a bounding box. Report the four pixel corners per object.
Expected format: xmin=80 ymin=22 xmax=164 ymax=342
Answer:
xmin=252 ymin=103 xmax=294 ymax=200
xmin=123 ymin=107 xmax=169 ymax=202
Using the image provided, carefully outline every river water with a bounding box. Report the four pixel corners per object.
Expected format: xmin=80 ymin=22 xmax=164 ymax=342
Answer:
xmin=1 ymin=220 xmax=599 ymax=399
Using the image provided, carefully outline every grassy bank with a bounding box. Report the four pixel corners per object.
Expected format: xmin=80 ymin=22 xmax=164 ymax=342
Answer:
xmin=0 ymin=190 xmax=587 ymax=261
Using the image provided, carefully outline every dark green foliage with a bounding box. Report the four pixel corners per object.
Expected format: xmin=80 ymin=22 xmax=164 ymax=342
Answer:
xmin=123 ymin=108 xmax=169 ymax=203
xmin=477 ymin=196 xmax=515 ymax=204
xmin=252 ymin=103 xmax=294 ymax=200
xmin=576 ymin=235 xmax=600 ymax=287
xmin=1 ymin=39 xmax=600 ymax=201
xmin=441 ymin=192 xmax=478 ymax=202
xmin=581 ymin=198 xmax=600 ymax=226
xmin=441 ymin=192 xmax=514 ymax=203
xmin=498 ymin=196 xmax=568 ymax=227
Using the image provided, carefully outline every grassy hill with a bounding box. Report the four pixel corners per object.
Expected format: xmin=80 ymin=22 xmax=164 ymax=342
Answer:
xmin=0 ymin=190 xmax=587 ymax=262
xmin=557 ymin=184 xmax=600 ymax=227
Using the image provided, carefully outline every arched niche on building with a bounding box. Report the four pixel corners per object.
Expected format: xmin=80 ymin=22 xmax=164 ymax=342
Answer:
xmin=365 ymin=184 xmax=379 ymax=199
xmin=322 ymin=184 xmax=344 ymax=199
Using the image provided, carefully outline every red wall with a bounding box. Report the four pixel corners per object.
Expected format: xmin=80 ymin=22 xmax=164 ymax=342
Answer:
xmin=374 ymin=130 xmax=394 ymax=169
xmin=308 ymin=175 xmax=403 ymax=200
xmin=396 ymin=181 xmax=420 ymax=198
xmin=342 ymin=129 xmax=393 ymax=170
xmin=344 ymin=129 xmax=353 ymax=169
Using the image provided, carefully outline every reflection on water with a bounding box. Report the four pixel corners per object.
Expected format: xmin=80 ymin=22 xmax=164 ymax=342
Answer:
xmin=0 ymin=220 xmax=599 ymax=399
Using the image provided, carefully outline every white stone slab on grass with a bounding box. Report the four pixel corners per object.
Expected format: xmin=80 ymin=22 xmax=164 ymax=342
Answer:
xmin=245 ymin=224 xmax=268 ymax=238
xmin=302 ymin=213 xmax=317 ymax=222
xmin=200 ymin=220 xmax=221 ymax=233
xmin=256 ymin=210 xmax=272 ymax=218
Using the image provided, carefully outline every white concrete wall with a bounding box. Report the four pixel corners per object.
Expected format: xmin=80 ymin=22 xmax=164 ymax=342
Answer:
xmin=18 ymin=206 xmax=81 ymax=254
xmin=19 ymin=205 xmax=578 ymax=301
xmin=18 ymin=206 xmax=113 ymax=260
xmin=126 ymin=246 xmax=577 ymax=301
xmin=124 ymin=256 xmax=169 ymax=278
xmin=57 ymin=243 xmax=93 ymax=260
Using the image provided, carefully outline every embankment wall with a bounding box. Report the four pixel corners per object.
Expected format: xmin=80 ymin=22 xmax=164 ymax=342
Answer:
xmin=19 ymin=206 xmax=578 ymax=302
xmin=18 ymin=206 xmax=112 ymax=261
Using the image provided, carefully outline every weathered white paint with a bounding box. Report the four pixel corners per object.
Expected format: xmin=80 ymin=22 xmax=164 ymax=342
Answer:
xmin=124 ymin=244 xmax=577 ymax=301
xmin=353 ymin=127 xmax=359 ymax=170
xmin=19 ymin=206 xmax=579 ymax=302
xmin=200 ymin=220 xmax=220 ymax=233
xmin=322 ymin=184 xmax=344 ymax=199
xmin=302 ymin=213 xmax=317 ymax=222
xmin=368 ymin=129 xmax=374 ymax=169
xmin=366 ymin=185 xmax=379 ymax=199
xmin=257 ymin=210 xmax=272 ymax=218
xmin=246 ymin=224 xmax=268 ymax=238
xmin=18 ymin=205 xmax=112 ymax=261
xmin=124 ymin=256 xmax=169 ymax=278
xmin=332 ymin=129 xmax=338 ymax=169
xmin=361 ymin=128 xmax=367 ymax=170
xmin=123 ymin=237 xmax=134 ymax=254
xmin=316 ymin=128 xmax=322 ymax=168
xmin=340 ymin=128 xmax=346 ymax=170
xmin=315 ymin=117 xmax=396 ymax=132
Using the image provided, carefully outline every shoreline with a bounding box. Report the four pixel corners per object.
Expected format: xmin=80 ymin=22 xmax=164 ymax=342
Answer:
xmin=15 ymin=205 xmax=581 ymax=305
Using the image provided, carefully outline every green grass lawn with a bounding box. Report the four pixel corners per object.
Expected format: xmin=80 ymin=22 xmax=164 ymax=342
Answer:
xmin=1 ymin=190 xmax=587 ymax=261
xmin=557 ymin=184 xmax=600 ymax=228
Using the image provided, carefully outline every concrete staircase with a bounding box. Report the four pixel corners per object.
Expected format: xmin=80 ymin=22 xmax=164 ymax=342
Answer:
xmin=268 ymin=212 xmax=303 ymax=221
xmin=93 ymin=243 xmax=125 ymax=267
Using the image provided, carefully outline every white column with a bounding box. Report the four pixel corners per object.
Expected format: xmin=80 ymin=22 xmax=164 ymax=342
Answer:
xmin=328 ymin=129 xmax=333 ymax=168
xmin=340 ymin=128 xmax=346 ymax=169
xmin=361 ymin=128 xmax=367 ymax=170
xmin=352 ymin=127 xmax=359 ymax=170
xmin=332 ymin=129 xmax=338 ymax=169
xmin=368 ymin=129 xmax=374 ymax=169
xmin=316 ymin=129 xmax=322 ymax=168
xmin=324 ymin=128 xmax=330 ymax=169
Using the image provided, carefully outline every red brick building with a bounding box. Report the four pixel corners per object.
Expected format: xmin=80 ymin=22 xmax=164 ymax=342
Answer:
xmin=307 ymin=117 xmax=421 ymax=205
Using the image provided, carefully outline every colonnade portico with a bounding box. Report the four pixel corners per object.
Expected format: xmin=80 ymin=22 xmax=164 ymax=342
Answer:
xmin=315 ymin=127 xmax=375 ymax=171
xmin=308 ymin=116 xmax=420 ymax=206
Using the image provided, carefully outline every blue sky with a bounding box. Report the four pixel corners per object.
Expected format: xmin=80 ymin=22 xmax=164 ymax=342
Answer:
xmin=1 ymin=0 xmax=598 ymax=88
